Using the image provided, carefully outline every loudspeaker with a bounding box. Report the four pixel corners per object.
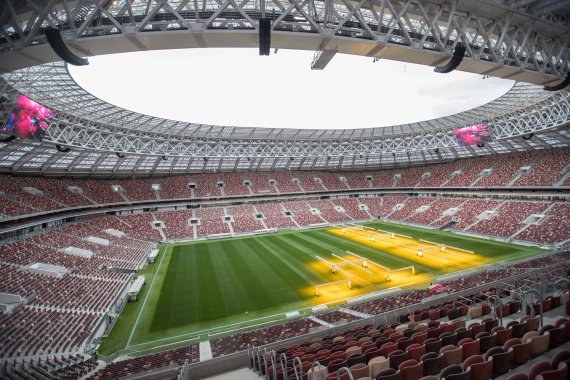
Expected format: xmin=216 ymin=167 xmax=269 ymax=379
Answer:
xmin=45 ymin=27 xmax=89 ymax=66
xmin=56 ymin=144 xmax=71 ymax=153
xmin=0 ymin=135 xmax=16 ymax=143
xmin=522 ymin=133 xmax=534 ymax=140
xmin=434 ymin=46 xmax=466 ymax=74
xmin=544 ymin=75 xmax=570 ymax=92
xmin=259 ymin=19 xmax=271 ymax=56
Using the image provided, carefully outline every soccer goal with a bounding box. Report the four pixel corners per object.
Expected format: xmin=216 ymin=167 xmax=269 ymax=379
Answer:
xmin=315 ymin=279 xmax=351 ymax=296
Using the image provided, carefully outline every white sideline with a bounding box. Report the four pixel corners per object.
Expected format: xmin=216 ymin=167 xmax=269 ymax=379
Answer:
xmin=126 ymin=247 xmax=168 ymax=348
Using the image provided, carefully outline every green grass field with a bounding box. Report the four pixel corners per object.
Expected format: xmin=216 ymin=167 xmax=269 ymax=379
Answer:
xmin=98 ymin=221 xmax=547 ymax=357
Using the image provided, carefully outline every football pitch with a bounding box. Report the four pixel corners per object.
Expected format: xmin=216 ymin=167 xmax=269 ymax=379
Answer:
xmin=99 ymin=221 xmax=546 ymax=356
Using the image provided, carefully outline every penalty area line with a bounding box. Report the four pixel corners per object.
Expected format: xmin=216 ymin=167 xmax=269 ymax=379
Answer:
xmin=126 ymin=245 xmax=169 ymax=348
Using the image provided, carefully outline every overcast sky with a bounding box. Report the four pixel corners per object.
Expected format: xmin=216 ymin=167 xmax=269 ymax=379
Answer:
xmin=69 ymin=48 xmax=514 ymax=130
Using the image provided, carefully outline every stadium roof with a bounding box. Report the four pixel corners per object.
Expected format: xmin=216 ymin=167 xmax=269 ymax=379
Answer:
xmin=0 ymin=0 xmax=569 ymax=175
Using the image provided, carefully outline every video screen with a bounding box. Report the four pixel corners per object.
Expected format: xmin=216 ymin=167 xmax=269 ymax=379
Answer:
xmin=453 ymin=123 xmax=492 ymax=146
xmin=2 ymin=95 xmax=54 ymax=141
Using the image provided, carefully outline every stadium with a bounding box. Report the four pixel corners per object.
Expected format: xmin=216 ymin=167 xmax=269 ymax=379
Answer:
xmin=0 ymin=0 xmax=569 ymax=379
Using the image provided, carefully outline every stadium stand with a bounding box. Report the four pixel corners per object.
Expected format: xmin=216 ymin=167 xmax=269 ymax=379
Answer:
xmin=271 ymin=171 xmax=300 ymax=193
xmin=397 ymin=166 xmax=429 ymax=187
xmin=2 ymin=3 xmax=570 ymax=378
xmin=369 ymin=169 xmax=396 ymax=188
xmin=154 ymin=175 xmax=193 ymax=200
xmin=514 ymin=148 xmax=570 ymax=186
xmin=476 ymin=151 xmax=534 ymax=187
xmin=331 ymin=198 xmax=371 ymax=220
xmin=287 ymin=201 xmax=326 ymax=226
xmin=445 ymin=155 xmax=498 ymax=187
xmin=468 ymin=201 xmax=549 ymax=238
xmin=420 ymin=160 xmax=467 ymax=187
xmin=65 ymin=178 xmax=125 ymax=205
xmin=318 ymin=172 xmax=349 ymax=191
xmin=342 ymin=172 xmax=369 ymax=190
xmin=516 ymin=203 xmax=570 ymax=244
xmin=247 ymin=172 xmax=276 ymax=194
xmin=292 ymin=172 xmax=321 ymax=192
xmin=228 ymin=204 xmax=265 ymax=234
xmin=307 ymin=200 xmax=347 ymax=223
xmin=191 ymin=174 xmax=222 ymax=198
xmin=87 ymin=345 xmax=199 ymax=380
xmin=118 ymin=178 xmax=157 ymax=202
xmin=218 ymin=172 xmax=250 ymax=196
xmin=195 ymin=207 xmax=231 ymax=237
xmin=406 ymin=198 xmax=465 ymax=226
xmin=158 ymin=209 xmax=195 ymax=240
xmin=1 ymin=148 xmax=569 ymax=221
xmin=254 ymin=202 xmax=298 ymax=229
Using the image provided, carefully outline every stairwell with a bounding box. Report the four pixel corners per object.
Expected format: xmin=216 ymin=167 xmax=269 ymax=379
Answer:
xmin=281 ymin=203 xmax=301 ymax=228
xmin=507 ymin=171 xmax=525 ymax=186
xmin=154 ymin=189 xmax=161 ymax=200
xmin=555 ymin=172 xmax=570 ymax=186
xmin=402 ymin=198 xmax=438 ymax=222
xmin=441 ymin=162 xmax=470 ymax=187
xmin=305 ymin=201 xmax=329 ymax=224
xmin=191 ymin=210 xmax=197 ymax=239
xmin=430 ymin=199 xmax=469 ymax=227
xmin=252 ymin=205 xmax=269 ymax=230
xmin=510 ymin=202 xmax=557 ymax=240
xmin=465 ymin=202 xmax=504 ymax=231
xmin=339 ymin=307 xmax=373 ymax=319
xmin=224 ymin=207 xmax=235 ymax=236
xmin=510 ymin=151 xmax=544 ymax=185
xmin=329 ymin=200 xmax=353 ymax=221
xmin=308 ymin=315 xmax=334 ymax=328
xmin=117 ymin=191 xmax=130 ymax=203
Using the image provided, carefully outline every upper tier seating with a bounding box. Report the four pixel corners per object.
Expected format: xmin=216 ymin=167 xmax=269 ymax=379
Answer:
xmin=292 ymin=171 xmax=322 ymax=192
xmin=317 ymin=172 xmax=349 ymax=191
xmin=446 ymin=156 xmax=498 ymax=187
xmin=219 ymin=172 xmax=249 ymax=196
xmin=271 ymin=171 xmax=300 ymax=193
xmin=118 ymin=178 xmax=157 ymax=201
xmin=191 ymin=174 xmax=222 ymax=198
xmin=397 ymin=166 xmax=429 ymax=187
xmin=342 ymin=172 xmax=369 ymax=189
xmin=476 ymin=151 xmax=534 ymax=187
xmin=155 ymin=175 xmax=193 ymax=199
xmin=421 ymin=160 xmax=467 ymax=187
xmin=514 ymin=148 xmax=570 ymax=186
xmin=247 ymin=171 xmax=276 ymax=194
xmin=1 ymin=148 xmax=569 ymax=219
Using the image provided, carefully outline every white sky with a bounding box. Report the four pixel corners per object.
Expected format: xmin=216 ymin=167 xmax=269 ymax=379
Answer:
xmin=69 ymin=48 xmax=515 ymax=130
